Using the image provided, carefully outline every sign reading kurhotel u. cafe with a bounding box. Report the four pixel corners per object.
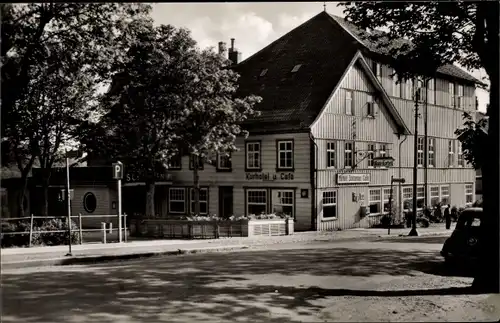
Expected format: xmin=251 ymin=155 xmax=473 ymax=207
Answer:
xmin=246 ymin=172 xmax=294 ymax=181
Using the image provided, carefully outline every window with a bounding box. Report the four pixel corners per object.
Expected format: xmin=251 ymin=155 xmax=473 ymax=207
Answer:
xmin=392 ymin=71 xmax=401 ymax=97
xmin=217 ymin=152 xmax=232 ymax=171
xmin=247 ymin=189 xmax=267 ymax=215
xmin=417 ymin=137 xmax=424 ymax=167
xmin=457 ymin=141 xmax=464 ymax=167
xmin=189 ymin=154 xmax=204 ymax=170
xmin=277 ymin=140 xmax=294 ymax=169
xmin=345 ymin=90 xmax=353 ymax=115
xmin=441 ymin=185 xmax=450 ymax=205
xmin=405 ymin=78 xmax=413 ymax=100
xmin=465 ymin=184 xmax=474 ymax=206
xmin=415 ymin=79 xmax=424 ymax=102
xmin=344 ymin=142 xmax=353 ymax=168
xmin=373 ymin=62 xmax=382 ymax=81
xmin=260 ymin=69 xmax=268 ymax=77
xmin=427 ymin=78 xmax=435 ymax=104
xmin=168 ymin=154 xmax=182 ymax=170
xmin=430 ymin=186 xmax=440 ymax=206
xmin=322 ymin=191 xmax=337 ymax=219
xmin=169 ymin=188 xmax=185 ymax=214
xmin=272 ymin=190 xmax=294 ymax=218
xmin=369 ymin=188 xmax=382 ymax=215
xmin=378 ymin=144 xmax=387 ymax=168
xmin=417 ymin=186 xmax=425 ymax=210
xmin=291 ymin=64 xmax=302 ymax=73
xmin=190 ymin=188 xmax=208 ymax=215
xmin=246 ymin=142 xmax=261 ymax=170
xmin=403 ymin=187 xmax=413 ymax=211
xmin=383 ymin=188 xmax=392 ymax=214
xmin=366 ymin=95 xmax=376 ymax=116
xmin=428 ymin=138 xmax=435 ymax=167
xmin=367 ymin=143 xmax=375 ymax=168
xmin=326 ymin=142 xmax=336 ymax=168
xmin=448 ymin=140 xmax=454 ymax=167
xmin=449 ymin=82 xmax=455 ymax=107
xmin=83 ymin=192 xmax=97 ymax=213
xmin=457 ymin=84 xmax=464 ymax=109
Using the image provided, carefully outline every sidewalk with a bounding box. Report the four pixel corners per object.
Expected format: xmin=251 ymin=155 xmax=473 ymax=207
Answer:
xmin=1 ymin=223 xmax=455 ymax=269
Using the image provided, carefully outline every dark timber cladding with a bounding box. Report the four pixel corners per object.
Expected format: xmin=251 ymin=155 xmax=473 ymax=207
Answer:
xmin=228 ymin=11 xmax=478 ymax=231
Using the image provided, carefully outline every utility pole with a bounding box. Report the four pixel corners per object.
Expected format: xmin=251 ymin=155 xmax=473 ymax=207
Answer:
xmin=409 ymin=86 xmax=420 ymax=236
xmin=423 ymin=78 xmax=429 ymax=208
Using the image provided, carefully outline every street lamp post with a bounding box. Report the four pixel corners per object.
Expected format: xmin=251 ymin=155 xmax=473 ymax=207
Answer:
xmin=409 ymin=87 xmax=420 ymax=236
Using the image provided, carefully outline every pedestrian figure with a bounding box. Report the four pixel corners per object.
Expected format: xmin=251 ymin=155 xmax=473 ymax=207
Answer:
xmin=445 ymin=204 xmax=451 ymax=229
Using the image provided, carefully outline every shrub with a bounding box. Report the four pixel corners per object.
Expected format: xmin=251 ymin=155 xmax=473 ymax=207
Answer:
xmin=179 ymin=213 xmax=291 ymax=222
xmin=33 ymin=218 xmax=79 ymax=246
xmin=1 ymin=220 xmax=31 ymax=247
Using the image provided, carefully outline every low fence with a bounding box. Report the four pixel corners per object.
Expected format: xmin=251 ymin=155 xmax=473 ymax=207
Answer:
xmin=130 ymin=218 xmax=294 ymax=239
xmin=1 ymin=213 xmax=128 ymax=248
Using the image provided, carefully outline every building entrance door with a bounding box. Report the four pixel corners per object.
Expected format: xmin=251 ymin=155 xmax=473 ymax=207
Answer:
xmin=218 ymin=186 xmax=233 ymax=218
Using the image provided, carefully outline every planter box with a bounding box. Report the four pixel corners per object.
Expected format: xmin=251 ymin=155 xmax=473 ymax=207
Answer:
xmin=130 ymin=218 xmax=293 ymax=239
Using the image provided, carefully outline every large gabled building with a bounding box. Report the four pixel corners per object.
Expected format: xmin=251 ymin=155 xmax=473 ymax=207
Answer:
xmin=3 ymin=11 xmax=480 ymax=232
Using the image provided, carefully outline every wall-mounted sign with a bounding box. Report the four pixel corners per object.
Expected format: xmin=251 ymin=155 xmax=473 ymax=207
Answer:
xmin=373 ymin=157 xmax=394 ymax=168
xmin=125 ymin=172 xmax=173 ymax=183
xmin=337 ymin=173 xmax=370 ymax=184
xmin=245 ymin=172 xmax=294 ymax=181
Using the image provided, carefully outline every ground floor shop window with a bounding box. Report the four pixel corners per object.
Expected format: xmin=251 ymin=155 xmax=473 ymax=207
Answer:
xmin=441 ymin=186 xmax=450 ymax=205
xmin=190 ymin=188 xmax=208 ymax=215
xmin=169 ymin=187 xmax=186 ymax=214
xmin=430 ymin=186 xmax=440 ymax=206
xmin=247 ymin=189 xmax=267 ymax=215
xmin=403 ymin=187 xmax=413 ymax=211
xmin=465 ymin=184 xmax=473 ymax=206
xmin=272 ymin=189 xmax=294 ymax=218
xmin=416 ymin=186 xmax=425 ymax=210
xmin=383 ymin=188 xmax=393 ymax=214
xmin=369 ymin=188 xmax=382 ymax=215
xmin=322 ymin=190 xmax=337 ymax=219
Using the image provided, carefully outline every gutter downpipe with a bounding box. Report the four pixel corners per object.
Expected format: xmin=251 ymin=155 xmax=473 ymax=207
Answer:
xmin=398 ymin=132 xmax=408 ymax=222
xmin=309 ymin=132 xmax=319 ymax=231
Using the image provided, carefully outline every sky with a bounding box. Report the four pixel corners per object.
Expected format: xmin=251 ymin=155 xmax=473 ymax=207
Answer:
xmin=150 ymin=2 xmax=489 ymax=113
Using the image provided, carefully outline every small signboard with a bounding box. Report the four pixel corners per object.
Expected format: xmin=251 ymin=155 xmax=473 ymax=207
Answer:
xmin=373 ymin=156 xmax=394 ymax=168
xmin=112 ymin=162 xmax=124 ymax=180
xmin=392 ymin=177 xmax=406 ymax=184
xmin=59 ymin=189 xmax=74 ymax=201
xmin=337 ymin=173 xmax=370 ymax=184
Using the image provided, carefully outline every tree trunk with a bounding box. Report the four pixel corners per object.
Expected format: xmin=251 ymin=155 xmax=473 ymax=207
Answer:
xmin=472 ymin=70 xmax=499 ymax=293
xmin=17 ymin=171 xmax=29 ymax=218
xmin=41 ymin=170 xmax=51 ymax=217
xmin=193 ymin=156 xmax=200 ymax=216
xmin=145 ymin=179 xmax=155 ymax=218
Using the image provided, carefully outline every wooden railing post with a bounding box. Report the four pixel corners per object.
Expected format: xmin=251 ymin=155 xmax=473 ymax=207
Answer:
xmin=29 ymin=214 xmax=34 ymax=247
xmin=78 ymin=213 xmax=83 ymax=244
xmin=101 ymin=222 xmax=107 ymax=244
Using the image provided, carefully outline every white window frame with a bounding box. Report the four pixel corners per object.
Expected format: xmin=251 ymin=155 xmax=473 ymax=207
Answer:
xmin=190 ymin=188 xmax=208 ymax=215
xmin=369 ymin=188 xmax=382 ymax=216
xmin=449 ymin=82 xmax=455 ymax=107
xmin=405 ymin=78 xmax=413 ymax=100
xmin=344 ymin=142 xmax=353 ymax=168
xmin=427 ymin=78 xmax=435 ymax=105
xmin=217 ymin=152 xmax=232 ymax=170
xmin=345 ymin=90 xmax=353 ymax=115
xmin=441 ymin=185 xmax=450 ymax=205
xmin=247 ymin=189 xmax=267 ymax=216
xmin=430 ymin=186 xmax=440 ymax=207
xmin=448 ymin=140 xmax=454 ymax=167
xmin=168 ymin=154 xmax=182 ymax=170
xmin=457 ymin=141 xmax=464 ymax=167
xmin=246 ymin=142 xmax=261 ymax=170
xmin=367 ymin=143 xmax=375 ymax=168
xmin=416 ymin=186 xmax=425 ymax=210
xmin=272 ymin=189 xmax=294 ymax=219
xmin=428 ymin=138 xmax=435 ymax=167
xmin=277 ymin=140 xmax=294 ymax=169
xmin=465 ymin=184 xmax=474 ymax=206
xmin=378 ymin=144 xmax=387 ymax=168
xmin=367 ymin=94 xmax=375 ymax=116
xmin=457 ymin=84 xmax=464 ymax=109
xmin=392 ymin=70 xmax=401 ymax=98
xmin=403 ymin=187 xmax=413 ymax=211
xmin=322 ymin=190 xmax=337 ymax=219
xmin=417 ymin=137 xmax=424 ymax=167
xmin=169 ymin=187 xmax=186 ymax=214
xmin=326 ymin=142 xmax=336 ymax=168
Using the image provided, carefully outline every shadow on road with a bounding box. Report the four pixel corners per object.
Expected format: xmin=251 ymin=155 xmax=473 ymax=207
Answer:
xmin=1 ymin=246 xmax=478 ymax=323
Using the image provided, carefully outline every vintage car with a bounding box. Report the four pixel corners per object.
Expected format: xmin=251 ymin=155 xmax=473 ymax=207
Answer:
xmin=440 ymin=207 xmax=482 ymax=266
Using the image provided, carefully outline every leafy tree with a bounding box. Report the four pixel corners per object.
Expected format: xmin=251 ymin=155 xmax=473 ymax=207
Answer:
xmin=455 ymin=112 xmax=488 ymax=170
xmin=341 ymin=1 xmax=499 ymax=292
xmin=175 ymin=45 xmax=261 ymax=216
xmin=1 ymin=3 xmax=152 ymax=217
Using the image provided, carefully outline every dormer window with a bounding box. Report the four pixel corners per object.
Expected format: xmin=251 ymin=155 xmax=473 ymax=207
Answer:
xmin=259 ymin=69 xmax=268 ymax=77
xmin=291 ymin=64 xmax=302 ymax=73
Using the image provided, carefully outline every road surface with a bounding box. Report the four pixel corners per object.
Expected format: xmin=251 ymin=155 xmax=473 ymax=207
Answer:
xmin=2 ymin=236 xmax=499 ymax=322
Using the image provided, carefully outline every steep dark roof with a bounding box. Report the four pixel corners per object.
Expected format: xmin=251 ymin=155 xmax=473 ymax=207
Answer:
xmin=329 ymin=14 xmax=483 ymax=85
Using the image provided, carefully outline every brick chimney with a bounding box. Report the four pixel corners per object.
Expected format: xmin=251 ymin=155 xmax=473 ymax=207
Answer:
xmin=218 ymin=41 xmax=226 ymax=56
xmin=228 ymin=38 xmax=241 ymax=65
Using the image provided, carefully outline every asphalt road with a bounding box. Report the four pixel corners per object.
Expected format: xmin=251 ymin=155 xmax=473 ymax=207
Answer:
xmin=2 ymin=236 xmax=499 ymax=323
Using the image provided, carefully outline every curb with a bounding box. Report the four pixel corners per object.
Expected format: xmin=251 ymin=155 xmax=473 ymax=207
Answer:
xmin=1 ymin=244 xmax=251 ymax=270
